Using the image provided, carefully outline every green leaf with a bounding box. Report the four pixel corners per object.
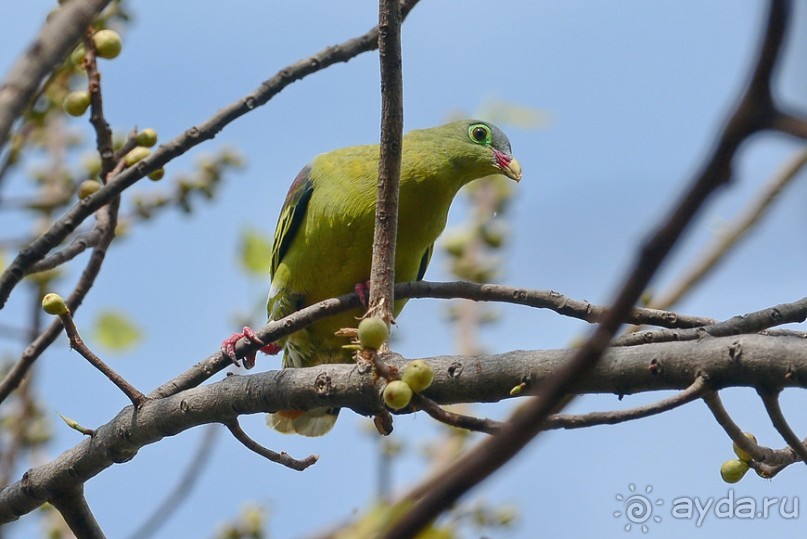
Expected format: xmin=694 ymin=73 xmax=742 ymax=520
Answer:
xmin=239 ymin=227 xmax=272 ymax=276
xmin=92 ymin=310 xmax=142 ymax=353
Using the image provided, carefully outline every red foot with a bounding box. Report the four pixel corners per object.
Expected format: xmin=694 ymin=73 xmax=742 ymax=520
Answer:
xmin=354 ymin=281 xmax=370 ymax=309
xmin=221 ymin=326 xmax=281 ymax=369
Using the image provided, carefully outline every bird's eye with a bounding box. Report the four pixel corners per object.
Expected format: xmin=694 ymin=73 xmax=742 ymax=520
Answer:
xmin=468 ymin=124 xmax=492 ymax=145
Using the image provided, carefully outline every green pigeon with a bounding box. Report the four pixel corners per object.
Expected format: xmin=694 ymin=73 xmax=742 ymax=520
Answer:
xmin=223 ymin=120 xmax=522 ymax=436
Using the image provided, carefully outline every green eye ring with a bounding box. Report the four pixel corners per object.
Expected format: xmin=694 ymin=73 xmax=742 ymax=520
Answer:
xmin=468 ymin=124 xmax=492 ymax=145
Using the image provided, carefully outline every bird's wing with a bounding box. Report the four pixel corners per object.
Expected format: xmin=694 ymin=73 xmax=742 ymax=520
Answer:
xmin=416 ymin=243 xmax=434 ymax=282
xmin=271 ymin=165 xmax=314 ymax=278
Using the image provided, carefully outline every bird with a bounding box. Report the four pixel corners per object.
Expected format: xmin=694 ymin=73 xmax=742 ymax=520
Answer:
xmin=222 ymin=119 xmax=522 ymax=436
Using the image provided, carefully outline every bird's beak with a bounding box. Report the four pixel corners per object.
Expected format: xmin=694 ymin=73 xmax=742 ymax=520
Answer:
xmin=503 ymin=157 xmax=522 ymax=182
xmin=494 ymin=150 xmax=523 ymax=182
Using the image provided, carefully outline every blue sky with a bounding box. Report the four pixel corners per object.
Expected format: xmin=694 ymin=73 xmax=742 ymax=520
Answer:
xmin=1 ymin=1 xmax=806 ymax=538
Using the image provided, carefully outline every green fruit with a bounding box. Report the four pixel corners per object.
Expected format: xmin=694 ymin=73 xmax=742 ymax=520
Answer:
xmin=720 ymin=459 xmax=749 ymax=484
xmin=148 ymin=168 xmax=165 ymax=181
xmin=78 ymin=179 xmax=102 ymax=199
xmin=63 ymin=91 xmax=90 ymax=117
xmin=358 ymin=317 xmax=388 ymax=350
xmin=732 ymin=432 xmax=758 ymax=462
xmin=124 ymin=146 xmax=151 ymax=167
xmin=401 ymin=360 xmax=433 ymax=393
xmin=70 ymin=45 xmax=86 ymax=66
xmin=383 ymin=380 xmax=412 ymax=410
xmin=92 ymin=29 xmax=122 ymax=59
xmin=42 ymin=293 xmax=68 ymax=316
xmin=136 ymin=128 xmax=158 ymax=148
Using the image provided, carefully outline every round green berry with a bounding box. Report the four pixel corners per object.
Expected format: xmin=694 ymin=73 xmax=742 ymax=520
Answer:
xmin=720 ymin=459 xmax=749 ymax=484
xmin=92 ymin=29 xmax=122 ymax=59
xmin=401 ymin=360 xmax=434 ymax=393
xmin=148 ymin=167 xmax=165 ymax=181
xmin=732 ymin=432 xmax=758 ymax=462
xmin=42 ymin=293 xmax=68 ymax=316
xmin=70 ymin=45 xmax=86 ymax=66
xmin=383 ymin=380 xmax=412 ymax=410
xmin=78 ymin=179 xmax=102 ymax=199
xmin=358 ymin=317 xmax=388 ymax=350
xmin=124 ymin=146 xmax=151 ymax=167
xmin=63 ymin=91 xmax=90 ymax=117
xmin=136 ymin=128 xmax=158 ymax=148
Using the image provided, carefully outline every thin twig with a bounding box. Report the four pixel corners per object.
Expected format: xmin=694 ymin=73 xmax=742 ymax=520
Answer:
xmin=543 ymin=376 xmax=709 ymax=430
xmin=412 ymin=394 xmax=502 ymax=435
xmin=58 ymin=310 xmax=146 ymax=406
xmin=81 ymin=30 xmax=116 ymax=178
xmin=702 ymin=391 xmax=772 ymax=463
xmin=758 ymin=389 xmax=807 ymax=464
xmin=614 ymin=295 xmax=807 ymax=347
xmin=225 ymin=420 xmax=318 ymax=471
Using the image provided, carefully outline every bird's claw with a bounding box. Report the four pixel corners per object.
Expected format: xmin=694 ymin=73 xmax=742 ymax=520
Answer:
xmin=220 ymin=327 xmax=281 ymax=369
xmin=354 ymin=281 xmax=370 ymax=309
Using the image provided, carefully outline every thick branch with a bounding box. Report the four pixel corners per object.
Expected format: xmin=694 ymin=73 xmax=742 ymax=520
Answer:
xmin=2 ymin=333 xmax=806 ymax=523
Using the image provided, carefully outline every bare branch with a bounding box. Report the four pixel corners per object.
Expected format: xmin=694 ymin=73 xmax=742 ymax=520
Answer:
xmin=0 ymin=0 xmax=422 ymax=311
xmin=614 ymin=296 xmax=807 ymax=347
xmin=368 ymin=0 xmax=404 ymax=324
xmin=48 ymin=486 xmax=106 ymax=539
xmin=57 ymin=309 xmax=146 ymax=406
xmin=151 ymin=281 xmax=710 ymax=400
xmin=758 ymin=389 xmax=807 ymax=464
xmin=412 ymin=394 xmax=503 ymax=435
xmin=2 ymin=333 xmax=807 ymax=523
xmin=702 ymin=391 xmax=775 ymax=464
xmin=543 ymin=376 xmax=709 ymax=430
xmin=225 ymin=420 xmax=318 ymax=471
xmin=0 ymin=203 xmax=119 ymax=404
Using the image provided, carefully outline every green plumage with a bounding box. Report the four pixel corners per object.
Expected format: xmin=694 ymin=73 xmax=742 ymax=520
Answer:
xmin=267 ymin=120 xmax=521 ymax=435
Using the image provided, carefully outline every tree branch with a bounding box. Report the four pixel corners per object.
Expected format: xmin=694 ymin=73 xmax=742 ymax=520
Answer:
xmin=0 ymin=0 xmax=422 ymax=311
xmin=48 ymin=485 xmax=106 ymax=539
xmin=543 ymin=376 xmax=709 ymax=430
xmin=614 ymin=295 xmax=807 ymax=347
xmin=225 ymin=420 xmax=318 ymax=471
xmin=368 ymin=0 xmax=404 ymax=323
xmin=2 ymin=333 xmax=807 ymax=523
xmin=151 ymin=281 xmax=713 ymax=400
xmin=758 ymin=389 xmax=807 ymax=464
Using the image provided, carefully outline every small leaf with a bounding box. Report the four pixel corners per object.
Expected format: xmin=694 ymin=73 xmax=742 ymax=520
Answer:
xmin=92 ymin=310 xmax=142 ymax=353
xmin=239 ymin=227 xmax=272 ymax=276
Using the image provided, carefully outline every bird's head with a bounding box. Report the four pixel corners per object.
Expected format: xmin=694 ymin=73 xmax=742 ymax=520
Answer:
xmin=446 ymin=120 xmax=522 ymax=182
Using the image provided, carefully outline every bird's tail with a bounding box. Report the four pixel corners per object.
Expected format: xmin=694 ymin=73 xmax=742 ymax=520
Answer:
xmin=268 ymin=407 xmax=340 ymax=436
